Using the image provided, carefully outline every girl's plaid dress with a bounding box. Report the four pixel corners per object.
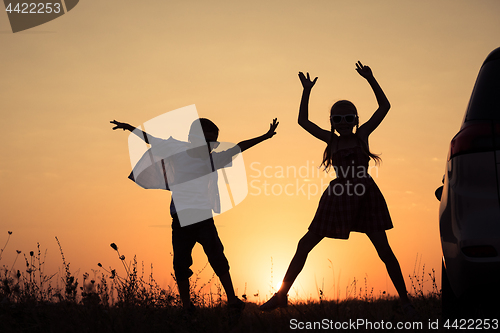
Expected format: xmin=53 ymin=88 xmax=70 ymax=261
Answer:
xmin=308 ymin=145 xmax=393 ymax=239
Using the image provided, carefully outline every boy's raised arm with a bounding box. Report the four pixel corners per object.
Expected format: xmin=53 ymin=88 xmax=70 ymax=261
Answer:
xmin=237 ymin=118 xmax=279 ymax=152
xmin=110 ymin=120 xmax=151 ymax=144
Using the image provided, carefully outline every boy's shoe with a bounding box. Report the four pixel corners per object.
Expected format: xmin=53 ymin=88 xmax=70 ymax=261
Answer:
xmin=228 ymin=297 xmax=246 ymax=326
xmin=182 ymin=302 xmax=197 ymax=321
xmin=228 ymin=297 xmax=246 ymax=312
xmin=259 ymin=292 xmax=288 ymax=311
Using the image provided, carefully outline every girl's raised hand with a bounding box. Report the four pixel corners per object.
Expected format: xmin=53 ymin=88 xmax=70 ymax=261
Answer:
xmin=355 ymin=61 xmax=374 ymax=80
xmin=265 ymin=118 xmax=279 ymax=139
xmin=298 ymin=72 xmax=318 ymax=90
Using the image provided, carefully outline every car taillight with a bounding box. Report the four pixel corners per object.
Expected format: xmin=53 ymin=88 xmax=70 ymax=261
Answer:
xmin=462 ymin=245 xmax=498 ymax=258
xmin=448 ymin=121 xmax=500 ymax=160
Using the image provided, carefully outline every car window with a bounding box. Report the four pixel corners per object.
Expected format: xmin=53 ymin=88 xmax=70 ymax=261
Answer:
xmin=465 ymin=58 xmax=500 ymax=121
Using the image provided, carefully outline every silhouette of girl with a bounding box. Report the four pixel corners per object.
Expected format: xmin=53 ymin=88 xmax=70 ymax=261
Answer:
xmin=260 ymin=62 xmax=414 ymax=314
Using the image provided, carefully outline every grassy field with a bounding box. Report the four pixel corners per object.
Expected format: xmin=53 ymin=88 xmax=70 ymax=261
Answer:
xmin=1 ymin=232 xmax=497 ymax=332
xmin=0 ymin=297 xmax=444 ymax=333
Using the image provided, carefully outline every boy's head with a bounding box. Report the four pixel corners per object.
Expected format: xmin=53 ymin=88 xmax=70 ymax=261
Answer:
xmin=189 ymin=118 xmax=219 ymax=144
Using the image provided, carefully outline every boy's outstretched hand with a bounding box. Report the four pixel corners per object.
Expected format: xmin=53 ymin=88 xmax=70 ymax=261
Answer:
xmin=355 ymin=61 xmax=374 ymax=80
xmin=265 ymin=118 xmax=279 ymax=139
xmin=110 ymin=120 xmax=131 ymax=131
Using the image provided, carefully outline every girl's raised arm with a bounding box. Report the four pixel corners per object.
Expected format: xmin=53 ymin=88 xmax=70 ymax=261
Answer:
xmin=356 ymin=62 xmax=391 ymax=139
xmin=297 ymin=72 xmax=331 ymax=143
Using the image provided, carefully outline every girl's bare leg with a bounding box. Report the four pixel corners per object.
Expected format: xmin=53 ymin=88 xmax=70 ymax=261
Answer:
xmin=278 ymin=231 xmax=324 ymax=296
xmin=367 ymin=231 xmax=410 ymax=304
xmin=260 ymin=231 xmax=323 ymax=310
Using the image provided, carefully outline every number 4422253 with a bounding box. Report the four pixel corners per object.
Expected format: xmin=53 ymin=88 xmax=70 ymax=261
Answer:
xmin=5 ymin=3 xmax=62 ymax=14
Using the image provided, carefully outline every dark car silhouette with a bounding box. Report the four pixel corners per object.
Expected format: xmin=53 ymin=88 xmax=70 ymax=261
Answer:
xmin=436 ymin=47 xmax=500 ymax=318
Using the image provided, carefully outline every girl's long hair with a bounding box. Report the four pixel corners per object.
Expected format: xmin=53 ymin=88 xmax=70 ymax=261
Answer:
xmin=321 ymin=100 xmax=381 ymax=171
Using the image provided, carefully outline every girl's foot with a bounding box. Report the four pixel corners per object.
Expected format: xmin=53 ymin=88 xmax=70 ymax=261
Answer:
xmin=259 ymin=292 xmax=288 ymax=311
xmin=402 ymin=303 xmax=419 ymax=320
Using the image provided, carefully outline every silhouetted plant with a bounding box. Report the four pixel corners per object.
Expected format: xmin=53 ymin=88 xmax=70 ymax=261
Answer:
xmin=101 ymin=243 xmax=180 ymax=308
xmin=56 ymin=237 xmax=78 ymax=302
xmin=0 ymin=231 xmax=13 ymax=261
xmin=409 ymin=253 xmax=440 ymax=299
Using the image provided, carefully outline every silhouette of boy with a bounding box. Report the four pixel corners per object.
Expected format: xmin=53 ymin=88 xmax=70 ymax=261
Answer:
xmin=111 ymin=117 xmax=278 ymax=312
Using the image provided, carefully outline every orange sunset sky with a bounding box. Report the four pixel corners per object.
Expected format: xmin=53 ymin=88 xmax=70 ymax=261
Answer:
xmin=1 ymin=0 xmax=500 ymax=302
